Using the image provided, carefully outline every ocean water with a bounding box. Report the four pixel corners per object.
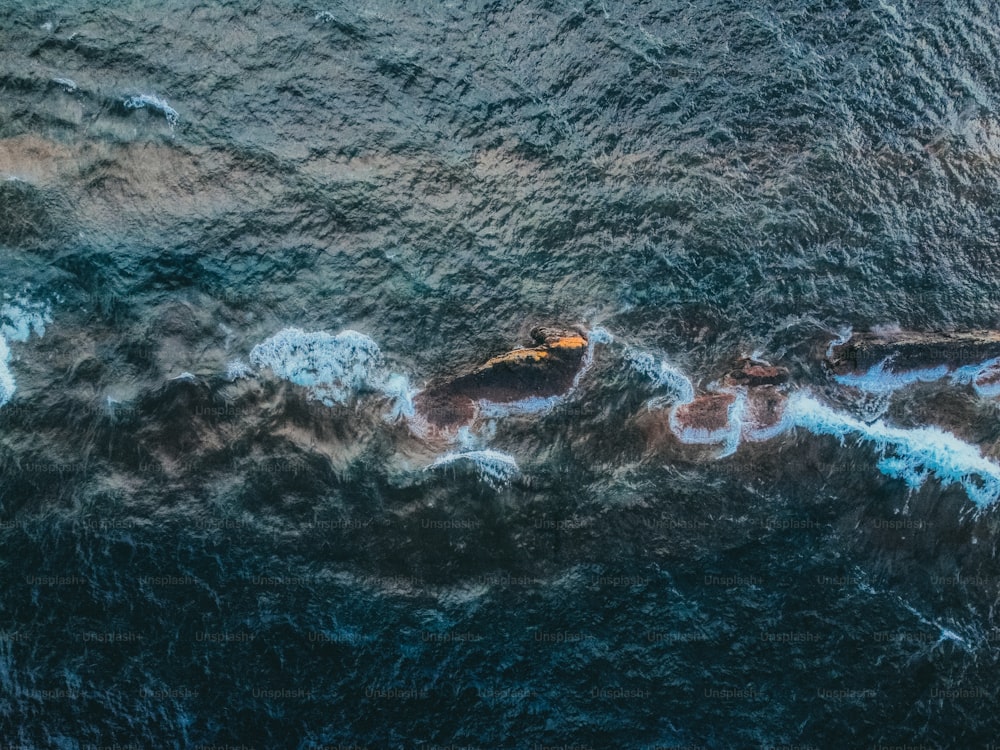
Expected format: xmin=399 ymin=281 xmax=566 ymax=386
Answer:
xmin=2 ymin=0 xmax=1000 ymax=747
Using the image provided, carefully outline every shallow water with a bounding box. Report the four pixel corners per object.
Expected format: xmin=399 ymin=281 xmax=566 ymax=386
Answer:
xmin=2 ymin=0 xmax=1000 ymax=747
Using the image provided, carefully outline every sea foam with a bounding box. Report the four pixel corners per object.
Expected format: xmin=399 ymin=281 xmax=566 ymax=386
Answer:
xmin=0 ymin=296 xmax=51 ymax=409
xmin=833 ymin=358 xmax=951 ymax=394
xmin=249 ymin=328 xmax=415 ymax=419
xmin=785 ymin=392 xmax=1000 ymax=507
xmin=427 ymin=450 xmax=520 ymax=491
xmin=627 ymin=349 xmax=695 ymax=405
xmin=124 ymin=94 xmax=179 ymax=127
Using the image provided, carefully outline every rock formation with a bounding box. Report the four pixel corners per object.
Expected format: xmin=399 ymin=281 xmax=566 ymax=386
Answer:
xmin=826 ymin=330 xmax=1000 ymax=375
xmin=414 ymin=327 xmax=590 ymax=428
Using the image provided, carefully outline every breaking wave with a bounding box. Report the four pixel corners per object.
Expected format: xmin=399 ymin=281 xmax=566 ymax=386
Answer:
xmin=248 ymin=327 xmax=415 ymax=420
xmin=123 ymin=93 xmax=179 ymax=127
xmin=426 ymin=449 xmax=520 ymax=491
xmin=0 ymin=295 xmax=51 ymax=408
xmin=628 ymin=347 xmax=1000 ymax=506
xmin=786 ymin=392 xmax=1000 ymax=508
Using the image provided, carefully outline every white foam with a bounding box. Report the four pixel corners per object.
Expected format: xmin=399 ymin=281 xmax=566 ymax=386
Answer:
xmin=427 ymin=450 xmax=520 ymax=491
xmin=380 ymin=372 xmax=417 ymax=422
xmin=0 ymin=298 xmax=50 ymax=342
xmin=0 ymin=337 xmax=14 ymax=408
xmin=477 ymin=395 xmax=563 ymax=418
xmin=829 ymin=331 xmax=1000 ymax=400
xmin=825 ymin=326 xmax=852 ymax=360
xmin=51 ymin=77 xmax=77 ymax=92
xmin=225 ymin=359 xmax=253 ymax=381
xmin=834 ymin=357 xmax=950 ymax=394
xmin=0 ymin=297 xmax=51 ymax=409
xmin=785 ymin=392 xmax=1000 ymax=507
xmin=628 ymin=349 xmax=695 ymax=405
xmin=249 ymin=328 xmax=413 ymax=419
xmin=951 ymin=357 xmax=1000 ymax=399
xmin=124 ymin=94 xmax=179 ymax=127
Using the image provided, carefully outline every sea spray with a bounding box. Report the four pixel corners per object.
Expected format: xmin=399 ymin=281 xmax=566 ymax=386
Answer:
xmin=225 ymin=359 xmax=253 ymax=381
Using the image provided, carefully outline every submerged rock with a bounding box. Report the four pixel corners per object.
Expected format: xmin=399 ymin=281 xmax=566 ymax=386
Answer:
xmin=672 ymin=393 xmax=736 ymax=434
xmin=743 ymin=385 xmax=787 ymax=437
xmin=723 ymin=358 xmax=789 ymax=387
xmin=414 ymin=326 xmax=590 ymax=428
xmin=827 ymin=330 xmax=1000 ymax=375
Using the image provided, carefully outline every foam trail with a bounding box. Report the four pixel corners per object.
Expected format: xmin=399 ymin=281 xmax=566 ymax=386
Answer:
xmin=825 ymin=326 xmax=852 ymax=360
xmin=478 ymin=395 xmax=562 ymax=418
xmin=249 ymin=328 xmax=414 ymax=419
xmin=834 ymin=358 xmax=950 ymax=394
xmin=427 ymin=450 xmax=520 ymax=490
xmin=51 ymin=77 xmax=77 ymax=92
xmin=124 ymin=94 xmax=179 ymax=127
xmin=380 ymin=372 xmax=417 ymax=422
xmin=0 ymin=297 xmax=51 ymax=409
xmin=628 ymin=349 xmax=695 ymax=405
xmin=0 ymin=338 xmax=13 ymax=408
xmin=785 ymin=392 xmax=1000 ymax=507
xmin=950 ymin=357 xmax=1000 ymax=398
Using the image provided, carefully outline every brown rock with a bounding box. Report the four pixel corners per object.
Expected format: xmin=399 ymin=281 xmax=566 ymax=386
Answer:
xmin=672 ymin=393 xmax=735 ymax=434
xmin=415 ymin=327 xmax=590 ymax=428
xmin=724 ymin=359 xmax=789 ymax=387
xmin=743 ymin=386 xmax=787 ymax=436
xmin=827 ymin=330 xmax=1000 ymax=375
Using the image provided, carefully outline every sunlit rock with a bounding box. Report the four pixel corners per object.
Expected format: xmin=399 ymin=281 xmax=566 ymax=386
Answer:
xmin=414 ymin=326 xmax=590 ymax=428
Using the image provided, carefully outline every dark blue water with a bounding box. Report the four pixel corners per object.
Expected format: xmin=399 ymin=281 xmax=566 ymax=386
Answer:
xmin=2 ymin=0 xmax=1000 ymax=747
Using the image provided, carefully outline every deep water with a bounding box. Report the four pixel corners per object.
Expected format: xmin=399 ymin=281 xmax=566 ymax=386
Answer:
xmin=2 ymin=0 xmax=1000 ymax=747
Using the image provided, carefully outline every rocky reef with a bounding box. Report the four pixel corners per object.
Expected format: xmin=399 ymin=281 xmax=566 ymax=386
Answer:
xmin=414 ymin=327 xmax=590 ymax=428
xmin=826 ymin=329 xmax=1000 ymax=374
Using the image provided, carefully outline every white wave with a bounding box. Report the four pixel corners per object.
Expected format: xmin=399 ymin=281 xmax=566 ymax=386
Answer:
xmin=380 ymin=372 xmax=417 ymax=422
xmin=785 ymin=392 xmax=1000 ymax=507
xmin=834 ymin=357 xmax=950 ymax=394
xmin=51 ymin=77 xmax=77 ymax=92
xmin=225 ymin=359 xmax=253 ymax=381
xmin=124 ymin=94 xmax=179 ymax=127
xmin=426 ymin=449 xmax=520 ymax=490
xmin=951 ymin=357 xmax=1000 ymax=399
xmin=628 ymin=349 xmax=695 ymax=405
xmin=0 ymin=297 xmax=51 ymax=409
xmin=248 ymin=327 xmax=413 ymax=419
xmin=835 ymin=354 xmax=1000 ymax=401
